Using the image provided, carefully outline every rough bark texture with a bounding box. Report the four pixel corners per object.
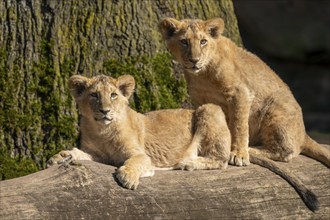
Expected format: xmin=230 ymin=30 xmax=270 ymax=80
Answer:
xmin=0 ymin=0 xmax=242 ymax=179
xmin=0 ymin=155 xmax=329 ymax=219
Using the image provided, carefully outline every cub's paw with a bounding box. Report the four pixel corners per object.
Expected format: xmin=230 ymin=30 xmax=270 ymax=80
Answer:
xmin=174 ymin=161 xmax=196 ymax=171
xmin=115 ymin=166 xmax=140 ymax=190
xmin=46 ymin=151 xmax=73 ymax=168
xmin=229 ymin=149 xmax=250 ymax=166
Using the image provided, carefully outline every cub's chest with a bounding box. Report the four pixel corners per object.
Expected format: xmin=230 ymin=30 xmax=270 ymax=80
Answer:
xmin=184 ymin=72 xmax=227 ymax=108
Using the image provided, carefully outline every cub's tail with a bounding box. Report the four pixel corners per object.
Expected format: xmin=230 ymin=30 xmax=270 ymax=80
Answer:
xmin=249 ymin=152 xmax=319 ymax=212
xmin=301 ymin=135 xmax=330 ymax=168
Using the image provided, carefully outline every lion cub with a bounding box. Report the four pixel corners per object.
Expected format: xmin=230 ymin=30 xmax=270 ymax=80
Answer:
xmin=47 ymin=74 xmax=230 ymax=189
xmin=159 ymin=17 xmax=330 ymax=168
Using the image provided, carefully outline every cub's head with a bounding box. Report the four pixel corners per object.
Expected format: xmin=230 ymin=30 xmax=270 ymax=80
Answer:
xmin=159 ymin=17 xmax=224 ymax=73
xmin=69 ymin=74 xmax=135 ymax=125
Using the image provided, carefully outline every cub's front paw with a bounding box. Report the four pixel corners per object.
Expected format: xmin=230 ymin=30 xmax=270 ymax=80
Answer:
xmin=115 ymin=166 xmax=140 ymax=190
xmin=174 ymin=161 xmax=196 ymax=171
xmin=229 ymin=149 xmax=250 ymax=166
xmin=46 ymin=151 xmax=73 ymax=168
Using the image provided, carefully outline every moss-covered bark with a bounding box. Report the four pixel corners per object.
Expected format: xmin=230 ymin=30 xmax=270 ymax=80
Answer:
xmin=0 ymin=0 xmax=242 ymax=179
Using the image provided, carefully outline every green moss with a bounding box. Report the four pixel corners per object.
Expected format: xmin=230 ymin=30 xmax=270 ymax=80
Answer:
xmin=0 ymin=41 xmax=78 ymax=180
xmin=0 ymin=149 xmax=39 ymax=180
xmin=32 ymin=41 xmax=78 ymax=165
xmin=85 ymin=11 xmax=95 ymax=36
xmin=8 ymin=6 xmax=17 ymax=21
xmin=103 ymin=53 xmax=189 ymax=113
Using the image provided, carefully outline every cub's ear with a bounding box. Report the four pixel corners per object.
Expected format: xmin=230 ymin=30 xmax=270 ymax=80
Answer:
xmin=159 ymin=17 xmax=182 ymax=40
xmin=205 ymin=18 xmax=224 ymax=38
xmin=116 ymin=75 xmax=135 ymax=98
xmin=68 ymin=75 xmax=90 ymax=99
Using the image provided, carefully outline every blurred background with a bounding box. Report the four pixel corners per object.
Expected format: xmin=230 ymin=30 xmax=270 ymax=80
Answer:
xmin=234 ymin=0 xmax=330 ymax=136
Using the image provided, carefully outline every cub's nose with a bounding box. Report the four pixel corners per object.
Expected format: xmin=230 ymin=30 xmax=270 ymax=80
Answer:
xmin=189 ymin=57 xmax=200 ymax=65
xmin=99 ymin=109 xmax=110 ymax=115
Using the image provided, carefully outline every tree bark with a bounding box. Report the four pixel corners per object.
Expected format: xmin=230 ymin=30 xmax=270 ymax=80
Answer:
xmin=0 ymin=155 xmax=329 ymax=219
xmin=0 ymin=0 xmax=242 ymax=179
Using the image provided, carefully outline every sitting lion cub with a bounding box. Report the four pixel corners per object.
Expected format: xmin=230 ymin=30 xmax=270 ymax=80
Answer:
xmin=47 ymin=74 xmax=231 ymax=190
xmin=159 ymin=17 xmax=330 ymax=168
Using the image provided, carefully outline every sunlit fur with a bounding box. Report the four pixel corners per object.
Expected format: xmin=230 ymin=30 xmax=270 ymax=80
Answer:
xmin=48 ymin=74 xmax=231 ymax=190
xmin=74 ymin=75 xmax=125 ymax=125
xmin=159 ymin=18 xmax=224 ymax=74
xmin=159 ymin=17 xmax=330 ymax=168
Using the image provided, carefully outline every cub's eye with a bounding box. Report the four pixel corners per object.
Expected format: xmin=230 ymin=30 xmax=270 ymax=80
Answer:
xmin=110 ymin=92 xmax=118 ymax=99
xmin=90 ymin=92 xmax=98 ymax=98
xmin=180 ymin=39 xmax=188 ymax=46
xmin=200 ymin=39 xmax=207 ymax=45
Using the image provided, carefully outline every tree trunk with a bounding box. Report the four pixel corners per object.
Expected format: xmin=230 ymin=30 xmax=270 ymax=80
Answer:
xmin=0 ymin=0 xmax=242 ymax=179
xmin=0 ymin=155 xmax=329 ymax=219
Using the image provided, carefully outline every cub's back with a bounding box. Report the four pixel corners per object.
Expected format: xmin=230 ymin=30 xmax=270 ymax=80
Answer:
xmin=233 ymin=44 xmax=290 ymax=96
xmin=143 ymin=109 xmax=195 ymax=167
xmin=144 ymin=108 xmax=194 ymax=139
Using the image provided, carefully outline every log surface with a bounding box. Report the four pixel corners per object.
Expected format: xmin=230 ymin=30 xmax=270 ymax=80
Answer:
xmin=0 ymin=155 xmax=329 ymax=219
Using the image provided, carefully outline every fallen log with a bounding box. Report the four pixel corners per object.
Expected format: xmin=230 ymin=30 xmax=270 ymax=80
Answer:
xmin=0 ymin=154 xmax=329 ymax=219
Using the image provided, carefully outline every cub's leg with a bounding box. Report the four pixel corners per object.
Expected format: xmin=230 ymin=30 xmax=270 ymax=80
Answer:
xmin=175 ymin=104 xmax=231 ymax=170
xmin=46 ymin=147 xmax=93 ymax=167
xmin=254 ymin=96 xmax=304 ymax=162
xmin=115 ymin=153 xmax=154 ymax=190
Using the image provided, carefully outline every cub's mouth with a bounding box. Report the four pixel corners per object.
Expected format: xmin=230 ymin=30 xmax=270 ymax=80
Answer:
xmin=186 ymin=65 xmax=202 ymax=73
xmin=95 ymin=116 xmax=113 ymax=124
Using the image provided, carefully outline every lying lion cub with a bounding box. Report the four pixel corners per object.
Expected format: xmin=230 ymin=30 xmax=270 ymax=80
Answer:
xmin=159 ymin=17 xmax=330 ymax=168
xmin=47 ymin=74 xmax=231 ymax=189
xmin=48 ymin=74 xmax=319 ymax=210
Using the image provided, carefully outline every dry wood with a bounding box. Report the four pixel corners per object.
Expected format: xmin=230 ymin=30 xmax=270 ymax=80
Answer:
xmin=1 ymin=155 xmax=329 ymax=219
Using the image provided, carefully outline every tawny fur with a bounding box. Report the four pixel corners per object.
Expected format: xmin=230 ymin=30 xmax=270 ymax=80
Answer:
xmin=159 ymin=17 xmax=330 ymax=168
xmin=47 ymin=74 xmax=230 ymax=190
